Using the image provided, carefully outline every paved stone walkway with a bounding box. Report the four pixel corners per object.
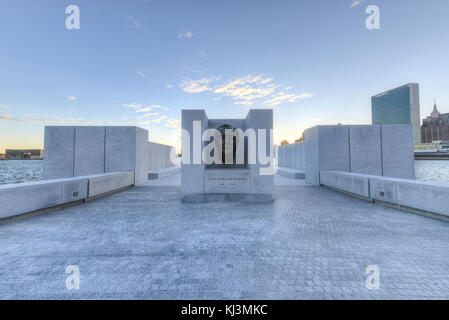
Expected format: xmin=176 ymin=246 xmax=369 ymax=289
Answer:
xmin=1 ymin=174 xmax=449 ymax=299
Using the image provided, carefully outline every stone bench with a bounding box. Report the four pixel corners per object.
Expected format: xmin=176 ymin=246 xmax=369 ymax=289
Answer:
xmin=320 ymin=170 xmax=449 ymax=219
xmin=0 ymin=171 xmax=134 ymax=219
xmin=148 ymin=166 xmax=180 ymax=180
xmin=276 ymin=167 xmax=305 ymax=179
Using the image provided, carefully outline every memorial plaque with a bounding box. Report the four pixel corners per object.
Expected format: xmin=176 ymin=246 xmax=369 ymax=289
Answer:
xmin=205 ymin=169 xmax=250 ymax=193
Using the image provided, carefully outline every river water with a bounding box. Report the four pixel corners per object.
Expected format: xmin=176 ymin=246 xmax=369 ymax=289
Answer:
xmin=1 ymin=160 xmax=449 ymax=185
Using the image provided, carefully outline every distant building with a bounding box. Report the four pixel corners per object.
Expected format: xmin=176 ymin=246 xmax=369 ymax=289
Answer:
xmin=421 ymin=100 xmax=449 ymax=143
xmin=5 ymin=149 xmax=44 ymax=160
xmin=371 ymin=83 xmax=421 ymax=144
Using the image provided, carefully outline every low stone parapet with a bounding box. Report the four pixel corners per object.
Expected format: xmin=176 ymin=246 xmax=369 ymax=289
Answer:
xmin=88 ymin=172 xmax=135 ymax=198
xmin=319 ymin=171 xmax=370 ymax=198
xmin=320 ymin=170 xmax=449 ymax=219
xmin=148 ymin=167 xmax=180 ymax=180
xmin=276 ymin=167 xmax=306 ymax=179
xmin=0 ymin=171 xmax=134 ymax=219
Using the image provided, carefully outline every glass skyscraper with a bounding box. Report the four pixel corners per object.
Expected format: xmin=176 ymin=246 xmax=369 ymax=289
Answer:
xmin=371 ymin=83 xmax=421 ymax=144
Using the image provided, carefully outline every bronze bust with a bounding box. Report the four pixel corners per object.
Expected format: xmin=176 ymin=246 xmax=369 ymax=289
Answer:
xmin=215 ymin=124 xmax=237 ymax=164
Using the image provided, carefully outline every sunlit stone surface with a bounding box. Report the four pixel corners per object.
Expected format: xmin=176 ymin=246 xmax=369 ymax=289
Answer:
xmin=1 ymin=174 xmax=448 ymax=299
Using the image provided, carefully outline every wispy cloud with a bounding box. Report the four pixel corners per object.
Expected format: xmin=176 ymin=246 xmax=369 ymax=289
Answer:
xmin=180 ymin=77 xmax=218 ymax=93
xmin=123 ymin=15 xmax=150 ymax=31
xmin=152 ymin=115 xmax=167 ymax=123
xmin=0 ymin=105 xmax=8 ymax=109
xmin=165 ymin=83 xmax=173 ymax=88
xmin=0 ymin=114 xmax=36 ymax=123
xmin=67 ymin=96 xmax=78 ymax=101
xmin=264 ymin=92 xmax=314 ymax=107
xmin=165 ymin=119 xmax=180 ymax=129
xmin=180 ymin=74 xmax=313 ymax=107
xmin=138 ymin=115 xmax=167 ymax=125
xmin=136 ymin=69 xmax=149 ymax=79
xmin=349 ymin=0 xmax=366 ymax=8
xmin=213 ymin=75 xmax=277 ymax=105
xmin=135 ymin=107 xmax=153 ymax=113
xmin=122 ymin=103 xmax=142 ymax=109
xmin=137 ymin=112 xmax=159 ymax=118
xmin=199 ymin=50 xmax=207 ymax=60
xmin=177 ymin=30 xmax=193 ymax=39
xmin=0 ymin=113 xmax=87 ymax=125
xmin=135 ymin=105 xmax=162 ymax=113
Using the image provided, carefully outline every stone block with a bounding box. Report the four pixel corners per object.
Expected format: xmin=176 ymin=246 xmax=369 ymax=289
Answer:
xmin=305 ymin=126 xmax=319 ymax=185
xmin=148 ymin=167 xmax=180 ymax=179
xmin=43 ymin=126 xmax=75 ymax=179
xmin=88 ymin=172 xmax=135 ymax=198
xmin=61 ymin=178 xmax=89 ymax=203
xmin=318 ymin=126 xmax=350 ymax=172
xmin=320 ymin=170 xmax=370 ymax=198
xmin=396 ymin=180 xmax=449 ymax=217
xmin=181 ymin=110 xmax=208 ymax=194
xmin=0 ymin=180 xmax=62 ymax=218
xmin=350 ymin=125 xmax=382 ymax=175
xmin=381 ymin=125 xmax=415 ymax=179
xmin=105 ymin=127 xmax=137 ymax=173
xmin=276 ymin=167 xmax=305 ymax=179
xmin=74 ymin=126 xmax=105 ymax=176
xmin=369 ymin=176 xmax=398 ymax=203
xmin=135 ymin=127 xmax=150 ymax=185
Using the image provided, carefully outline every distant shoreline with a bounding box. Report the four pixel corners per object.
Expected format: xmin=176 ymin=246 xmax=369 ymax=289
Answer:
xmin=0 ymin=158 xmax=43 ymax=161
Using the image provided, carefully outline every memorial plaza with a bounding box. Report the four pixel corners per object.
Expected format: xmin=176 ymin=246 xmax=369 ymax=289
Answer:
xmin=1 ymin=174 xmax=449 ymax=299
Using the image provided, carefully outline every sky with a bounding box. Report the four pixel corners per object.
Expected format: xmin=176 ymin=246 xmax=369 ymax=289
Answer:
xmin=1 ymin=0 xmax=449 ymax=153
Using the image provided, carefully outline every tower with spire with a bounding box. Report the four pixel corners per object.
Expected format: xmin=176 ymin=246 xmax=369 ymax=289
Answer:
xmin=430 ymin=99 xmax=440 ymax=118
xmin=421 ymin=98 xmax=449 ymax=143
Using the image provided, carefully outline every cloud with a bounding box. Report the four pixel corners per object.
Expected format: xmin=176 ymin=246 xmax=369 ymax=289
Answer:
xmin=0 ymin=114 xmax=36 ymax=123
xmin=165 ymin=119 xmax=180 ymax=129
xmin=136 ymin=104 xmax=160 ymax=111
xmin=264 ymin=92 xmax=314 ymax=106
xmin=199 ymin=50 xmax=207 ymax=60
xmin=0 ymin=105 xmax=8 ymax=109
xmin=151 ymin=115 xmax=167 ymax=123
xmin=349 ymin=0 xmax=366 ymax=7
xmin=122 ymin=103 xmax=142 ymax=109
xmin=135 ymin=106 xmax=153 ymax=113
xmin=180 ymin=77 xmax=218 ymax=93
xmin=179 ymin=73 xmax=313 ymax=107
xmin=177 ymin=31 xmax=193 ymax=39
xmin=0 ymin=113 xmax=87 ymax=125
xmin=124 ymin=15 xmax=150 ymax=31
xmin=67 ymin=96 xmax=78 ymax=101
xmin=138 ymin=112 xmax=159 ymax=118
xmin=234 ymin=101 xmax=254 ymax=106
xmin=136 ymin=69 xmax=149 ymax=79
xmin=165 ymin=83 xmax=173 ymax=88
xmin=213 ymin=75 xmax=277 ymax=104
